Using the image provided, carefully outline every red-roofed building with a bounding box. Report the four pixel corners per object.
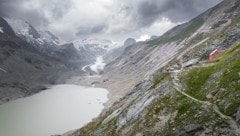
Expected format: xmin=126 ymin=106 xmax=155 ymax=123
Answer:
xmin=209 ymin=49 xmax=221 ymax=61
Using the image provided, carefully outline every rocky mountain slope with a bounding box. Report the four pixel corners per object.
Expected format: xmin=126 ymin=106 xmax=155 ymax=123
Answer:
xmin=67 ymin=0 xmax=240 ymax=135
xmin=0 ymin=16 xmax=123 ymax=105
xmin=5 ymin=18 xmax=64 ymax=52
xmin=103 ymin=38 xmax=136 ymax=64
xmin=0 ymin=17 xmax=87 ymax=104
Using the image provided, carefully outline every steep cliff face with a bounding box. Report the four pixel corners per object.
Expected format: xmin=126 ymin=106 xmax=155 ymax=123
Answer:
xmin=68 ymin=0 xmax=240 ymax=135
xmin=5 ymin=18 xmax=64 ymax=52
xmin=0 ymin=17 xmax=85 ymax=105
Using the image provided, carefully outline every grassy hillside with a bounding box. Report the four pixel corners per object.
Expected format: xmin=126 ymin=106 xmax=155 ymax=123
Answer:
xmin=149 ymin=18 xmax=204 ymax=46
xmin=119 ymin=43 xmax=240 ymax=136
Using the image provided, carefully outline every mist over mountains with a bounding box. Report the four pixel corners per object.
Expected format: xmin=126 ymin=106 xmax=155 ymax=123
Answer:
xmin=0 ymin=0 xmax=222 ymax=42
xmin=2 ymin=0 xmax=240 ymax=136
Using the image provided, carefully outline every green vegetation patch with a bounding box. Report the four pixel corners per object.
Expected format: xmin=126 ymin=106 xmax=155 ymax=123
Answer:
xmin=220 ymin=57 xmax=240 ymax=90
xmin=149 ymin=73 xmax=170 ymax=90
xmin=79 ymin=115 xmax=119 ymax=136
xmin=183 ymin=66 xmax=215 ymax=100
xmin=230 ymin=17 xmax=240 ymax=26
xmin=181 ymin=43 xmax=240 ymax=115
xmin=149 ymin=19 xmax=204 ymax=46
xmin=173 ymin=92 xmax=218 ymax=126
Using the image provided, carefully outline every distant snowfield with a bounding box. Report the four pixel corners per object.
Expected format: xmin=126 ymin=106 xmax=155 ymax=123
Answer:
xmin=0 ymin=27 xmax=4 ymax=33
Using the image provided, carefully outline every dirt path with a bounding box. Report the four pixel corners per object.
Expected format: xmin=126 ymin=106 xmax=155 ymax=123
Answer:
xmin=170 ymin=62 xmax=240 ymax=134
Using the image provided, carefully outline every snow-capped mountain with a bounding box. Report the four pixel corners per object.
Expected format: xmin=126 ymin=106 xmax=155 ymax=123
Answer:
xmin=5 ymin=18 xmax=40 ymax=39
xmin=73 ymin=38 xmax=117 ymax=57
xmin=0 ymin=16 xmax=85 ymax=105
xmin=5 ymin=18 xmax=64 ymax=50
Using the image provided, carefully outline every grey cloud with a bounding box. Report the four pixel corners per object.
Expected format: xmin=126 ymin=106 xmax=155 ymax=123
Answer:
xmin=0 ymin=0 xmax=49 ymax=28
xmin=21 ymin=10 xmax=49 ymax=28
xmin=135 ymin=0 xmax=222 ymax=27
xmin=0 ymin=0 xmax=72 ymax=28
xmin=41 ymin=1 xmax=73 ymax=19
xmin=0 ymin=0 xmax=222 ymax=41
xmin=92 ymin=24 xmax=108 ymax=33
xmin=76 ymin=24 xmax=108 ymax=36
xmin=0 ymin=0 xmax=23 ymax=16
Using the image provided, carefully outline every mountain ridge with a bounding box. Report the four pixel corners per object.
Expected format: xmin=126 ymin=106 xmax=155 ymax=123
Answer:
xmin=0 ymin=15 xmax=132 ymax=105
xmin=66 ymin=0 xmax=240 ymax=135
xmin=0 ymin=16 xmax=92 ymax=104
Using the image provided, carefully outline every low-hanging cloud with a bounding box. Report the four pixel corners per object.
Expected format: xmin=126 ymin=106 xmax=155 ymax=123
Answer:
xmin=0 ymin=0 xmax=222 ymax=42
xmin=76 ymin=24 xmax=108 ymax=36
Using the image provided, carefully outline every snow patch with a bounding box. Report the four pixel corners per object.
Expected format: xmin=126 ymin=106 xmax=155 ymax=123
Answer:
xmin=0 ymin=27 xmax=4 ymax=33
xmin=90 ymin=56 xmax=106 ymax=74
xmin=81 ymin=64 xmax=91 ymax=72
xmin=0 ymin=68 xmax=7 ymax=73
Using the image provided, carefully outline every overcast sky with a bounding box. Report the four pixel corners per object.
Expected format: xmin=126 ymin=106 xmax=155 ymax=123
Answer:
xmin=0 ymin=0 xmax=222 ymax=42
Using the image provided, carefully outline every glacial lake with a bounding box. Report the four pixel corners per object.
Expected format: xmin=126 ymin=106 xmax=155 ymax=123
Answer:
xmin=0 ymin=84 xmax=108 ymax=136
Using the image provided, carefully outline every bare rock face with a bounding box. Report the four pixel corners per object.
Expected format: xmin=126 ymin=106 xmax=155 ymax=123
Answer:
xmin=0 ymin=16 xmax=84 ymax=105
xmin=173 ymin=124 xmax=204 ymax=136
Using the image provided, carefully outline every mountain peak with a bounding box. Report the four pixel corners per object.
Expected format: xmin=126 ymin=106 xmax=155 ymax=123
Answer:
xmin=0 ymin=17 xmax=16 ymax=37
xmin=124 ymin=38 xmax=136 ymax=46
xmin=5 ymin=18 xmax=40 ymax=39
xmin=4 ymin=18 xmax=64 ymax=49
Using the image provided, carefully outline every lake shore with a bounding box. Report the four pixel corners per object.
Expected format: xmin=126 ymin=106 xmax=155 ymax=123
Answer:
xmin=0 ymin=84 xmax=108 ymax=136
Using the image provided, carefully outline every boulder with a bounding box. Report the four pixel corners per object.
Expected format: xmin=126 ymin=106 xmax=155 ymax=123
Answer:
xmin=173 ymin=124 xmax=204 ymax=136
xmin=183 ymin=59 xmax=199 ymax=68
xmin=206 ymin=94 xmax=213 ymax=100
